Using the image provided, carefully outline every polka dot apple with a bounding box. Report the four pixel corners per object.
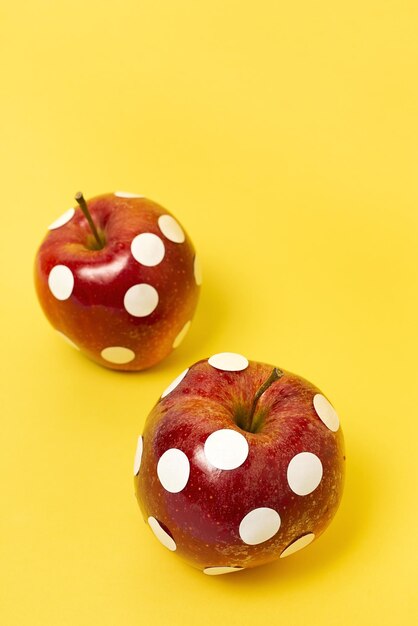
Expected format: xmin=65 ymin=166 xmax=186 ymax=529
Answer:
xmin=34 ymin=192 xmax=201 ymax=370
xmin=134 ymin=353 xmax=345 ymax=574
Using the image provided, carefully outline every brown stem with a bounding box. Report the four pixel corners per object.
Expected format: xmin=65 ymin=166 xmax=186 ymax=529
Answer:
xmin=75 ymin=191 xmax=103 ymax=249
xmin=247 ymin=367 xmax=284 ymax=431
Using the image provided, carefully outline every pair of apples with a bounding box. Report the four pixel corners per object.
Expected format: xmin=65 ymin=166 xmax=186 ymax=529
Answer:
xmin=35 ymin=192 xmax=345 ymax=575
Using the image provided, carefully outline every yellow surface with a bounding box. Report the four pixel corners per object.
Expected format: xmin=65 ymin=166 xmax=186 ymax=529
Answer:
xmin=1 ymin=1 xmax=417 ymax=624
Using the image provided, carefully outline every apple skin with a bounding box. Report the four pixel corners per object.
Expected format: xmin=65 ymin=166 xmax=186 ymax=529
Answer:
xmin=34 ymin=193 xmax=200 ymax=370
xmin=134 ymin=356 xmax=345 ymax=574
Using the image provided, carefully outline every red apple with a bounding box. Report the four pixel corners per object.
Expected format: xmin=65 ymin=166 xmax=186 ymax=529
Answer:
xmin=134 ymin=353 xmax=345 ymax=574
xmin=34 ymin=191 xmax=201 ymax=370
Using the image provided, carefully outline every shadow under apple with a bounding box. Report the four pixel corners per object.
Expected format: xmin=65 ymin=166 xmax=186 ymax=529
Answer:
xmin=148 ymin=256 xmax=231 ymax=373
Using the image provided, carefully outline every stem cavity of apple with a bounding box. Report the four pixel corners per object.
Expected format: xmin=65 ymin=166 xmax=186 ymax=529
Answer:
xmin=75 ymin=191 xmax=104 ymax=249
xmin=242 ymin=367 xmax=284 ymax=433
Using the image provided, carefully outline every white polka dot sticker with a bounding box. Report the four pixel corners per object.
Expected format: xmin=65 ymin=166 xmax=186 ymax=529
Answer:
xmin=280 ymin=533 xmax=315 ymax=558
xmin=287 ymin=452 xmax=323 ymax=496
xmin=100 ymin=346 xmax=135 ymax=364
xmin=194 ymin=255 xmax=202 ymax=286
xmin=203 ymin=567 xmax=244 ymax=575
xmin=114 ymin=191 xmax=144 ymax=198
xmin=48 ymin=265 xmax=74 ymax=300
xmin=161 ymin=368 xmax=189 ymax=398
xmin=157 ymin=448 xmax=190 ymax=493
xmin=239 ymin=507 xmax=281 ymax=545
xmin=172 ymin=320 xmax=191 ymax=348
xmin=204 ymin=429 xmax=249 ymax=470
xmin=131 ymin=233 xmax=165 ymax=267
xmin=48 ymin=207 xmax=75 ymax=230
xmin=313 ymin=394 xmax=340 ymax=432
xmin=133 ymin=435 xmax=143 ymax=476
xmin=208 ymin=352 xmax=249 ymax=372
xmin=158 ymin=215 xmax=185 ymax=243
xmin=148 ymin=517 xmax=176 ymax=551
xmin=124 ymin=283 xmax=159 ymax=317
xmin=56 ymin=331 xmax=79 ymax=350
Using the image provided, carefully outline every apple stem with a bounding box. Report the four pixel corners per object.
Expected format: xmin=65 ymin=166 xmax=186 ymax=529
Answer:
xmin=247 ymin=367 xmax=284 ymax=431
xmin=75 ymin=191 xmax=104 ymax=249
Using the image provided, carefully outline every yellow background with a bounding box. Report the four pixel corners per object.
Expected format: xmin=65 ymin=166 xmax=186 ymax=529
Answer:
xmin=1 ymin=1 xmax=417 ymax=624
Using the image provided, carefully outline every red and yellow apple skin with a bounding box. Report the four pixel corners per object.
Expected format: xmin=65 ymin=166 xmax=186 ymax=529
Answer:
xmin=134 ymin=355 xmax=345 ymax=574
xmin=34 ymin=193 xmax=201 ymax=371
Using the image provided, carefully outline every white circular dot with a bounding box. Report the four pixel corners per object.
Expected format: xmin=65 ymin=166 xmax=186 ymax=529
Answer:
xmin=56 ymin=331 xmax=79 ymax=350
xmin=148 ymin=517 xmax=176 ymax=551
xmin=203 ymin=567 xmax=244 ymax=575
xmin=124 ymin=283 xmax=159 ymax=317
xmin=287 ymin=452 xmax=323 ymax=496
xmin=133 ymin=436 xmax=143 ymax=476
xmin=158 ymin=215 xmax=185 ymax=243
xmin=157 ymin=448 xmax=190 ymax=493
xmin=280 ymin=533 xmax=315 ymax=558
xmin=208 ymin=352 xmax=249 ymax=372
xmin=239 ymin=508 xmax=281 ymax=545
xmin=194 ymin=255 xmax=202 ymax=286
xmin=48 ymin=207 xmax=75 ymax=230
xmin=114 ymin=191 xmax=144 ymax=198
xmin=100 ymin=346 xmax=135 ymax=364
xmin=48 ymin=265 xmax=74 ymax=300
xmin=313 ymin=394 xmax=340 ymax=432
xmin=204 ymin=429 xmax=249 ymax=470
xmin=161 ymin=368 xmax=189 ymax=398
xmin=131 ymin=233 xmax=165 ymax=267
xmin=172 ymin=320 xmax=191 ymax=348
